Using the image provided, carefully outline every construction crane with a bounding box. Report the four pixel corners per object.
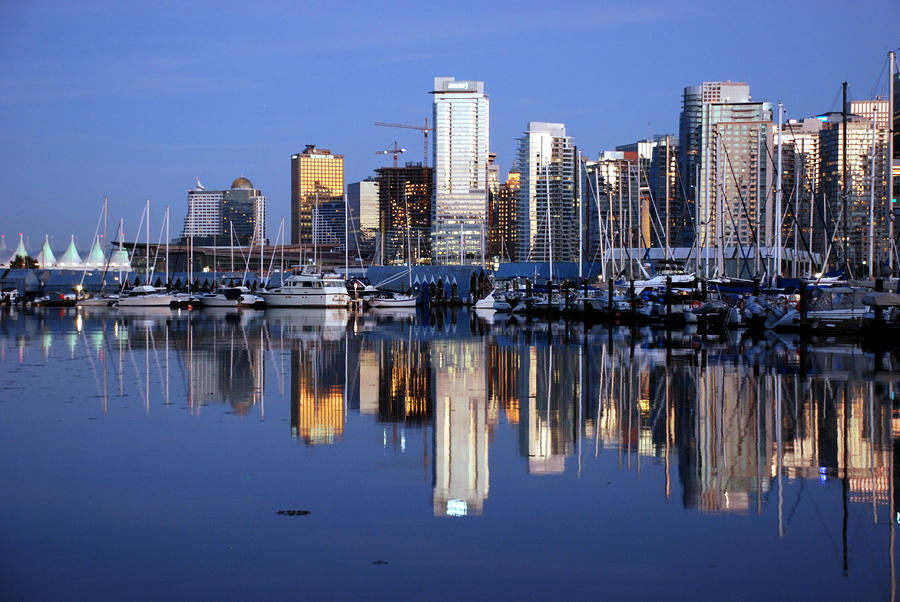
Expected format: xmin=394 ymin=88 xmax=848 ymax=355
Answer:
xmin=376 ymin=141 xmax=406 ymax=168
xmin=374 ymin=119 xmax=433 ymax=168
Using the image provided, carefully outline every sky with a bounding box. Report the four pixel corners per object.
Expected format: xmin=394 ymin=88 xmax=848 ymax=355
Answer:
xmin=1 ymin=0 xmax=898 ymax=254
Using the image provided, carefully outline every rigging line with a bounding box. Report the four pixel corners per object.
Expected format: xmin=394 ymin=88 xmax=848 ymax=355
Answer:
xmin=717 ymin=137 xmax=755 ymax=277
xmin=761 ymin=126 xmax=818 ymax=269
xmin=870 ymin=54 xmax=890 ymax=100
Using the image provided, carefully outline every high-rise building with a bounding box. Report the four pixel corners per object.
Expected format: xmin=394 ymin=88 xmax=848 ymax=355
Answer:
xmin=516 ymin=122 xmax=578 ymax=262
xmin=775 ymin=118 xmax=822 ymax=256
xmin=431 ymin=77 xmax=489 ymax=265
xmin=291 ymin=145 xmax=344 ymax=246
xmin=181 ymin=176 xmax=265 ymax=245
xmin=347 ymin=178 xmax=379 ymax=258
xmin=375 ymin=163 xmax=433 ymax=265
xmin=489 ymin=166 xmax=520 ymax=261
xmin=678 ymin=81 xmax=773 ymax=272
xmin=678 ymin=81 xmax=756 ymax=247
xmin=819 ymin=106 xmax=890 ymax=274
xmin=583 ymin=151 xmax=642 ymax=266
xmin=648 ymin=136 xmax=681 ymax=250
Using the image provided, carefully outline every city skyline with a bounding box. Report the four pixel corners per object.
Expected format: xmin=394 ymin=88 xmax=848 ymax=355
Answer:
xmin=0 ymin=1 xmax=897 ymax=248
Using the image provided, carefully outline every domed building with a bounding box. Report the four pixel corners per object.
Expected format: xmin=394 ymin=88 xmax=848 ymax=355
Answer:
xmin=181 ymin=176 xmax=266 ymax=246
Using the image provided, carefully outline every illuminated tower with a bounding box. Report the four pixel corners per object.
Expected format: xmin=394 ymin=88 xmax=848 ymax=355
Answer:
xmin=291 ymin=145 xmax=345 ymax=246
xmin=431 ymin=77 xmax=490 ymax=265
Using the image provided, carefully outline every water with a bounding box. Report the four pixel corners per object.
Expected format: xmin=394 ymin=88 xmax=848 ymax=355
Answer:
xmin=0 ymin=306 xmax=897 ymax=600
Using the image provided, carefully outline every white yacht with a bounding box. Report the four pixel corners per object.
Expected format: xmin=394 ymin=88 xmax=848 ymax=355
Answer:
xmin=115 ymin=285 xmax=174 ymax=308
xmin=262 ymin=271 xmax=349 ymax=308
xmin=367 ymin=293 xmax=417 ymax=309
xmin=199 ymin=286 xmax=264 ymax=309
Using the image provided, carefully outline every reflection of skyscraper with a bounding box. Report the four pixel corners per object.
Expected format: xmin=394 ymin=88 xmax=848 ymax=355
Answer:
xmin=432 ymin=340 xmax=489 ymax=516
xmin=290 ymin=340 xmax=346 ymax=445
xmin=518 ymin=346 xmax=574 ymax=475
xmin=377 ymin=338 xmax=432 ymax=424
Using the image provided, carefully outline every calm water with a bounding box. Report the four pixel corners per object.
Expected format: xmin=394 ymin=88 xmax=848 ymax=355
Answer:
xmin=0 ymin=306 xmax=897 ymax=600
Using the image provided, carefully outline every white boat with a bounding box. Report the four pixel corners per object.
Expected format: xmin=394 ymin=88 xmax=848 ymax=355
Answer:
xmin=199 ymin=286 xmax=265 ymax=308
xmin=116 ymin=285 xmax=174 ymax=307
xmin=367 ymin=293 xmax=417 ymax=309
xmin=262 ymin=271 xmax=349 ymax=308
xmin=473 ymin=290 xmax=511 ymax=311
xmin=76 ymin=294 xmax=119 ymax=307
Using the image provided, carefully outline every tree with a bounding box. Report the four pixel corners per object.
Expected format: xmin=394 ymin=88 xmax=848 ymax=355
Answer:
xmin=10 ymin=255 xmax=37 ymax=269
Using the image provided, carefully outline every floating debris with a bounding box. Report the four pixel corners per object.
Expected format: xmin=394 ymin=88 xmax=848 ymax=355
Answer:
xmin=372 ymin=560 xmax=388 ymax=566
xmin=276 ymin=510 xmax=310 ymax=517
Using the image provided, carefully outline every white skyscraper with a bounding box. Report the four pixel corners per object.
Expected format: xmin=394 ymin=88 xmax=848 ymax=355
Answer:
xmin=516 ymin=122 xmax=578 ymax=262
xmin=431 ymin=77 xmax=489 ymax=265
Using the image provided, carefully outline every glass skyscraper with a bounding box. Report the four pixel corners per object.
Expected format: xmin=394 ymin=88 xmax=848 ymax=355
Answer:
xmin=431 ymin=77 xmax=489 ymax=265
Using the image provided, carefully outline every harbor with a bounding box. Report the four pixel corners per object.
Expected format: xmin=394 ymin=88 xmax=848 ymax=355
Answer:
xmin=0 ymin=305 xmax=897 ymax=598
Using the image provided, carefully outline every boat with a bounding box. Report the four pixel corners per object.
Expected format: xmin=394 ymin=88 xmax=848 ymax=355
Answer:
xmin=473 ymin=290 xmax=511 ymax=311
xmin=199 ymin=285 xmax=265 ymax=309
xmin=261 ymin=270 xmax=350 ymax=308
xmin=76 ymin=294 xmax=119 ymax=307
xmin=115 ymin=285 xmax=174 ymax=308
xmin=367 ymin=293 xmax=417 ymax=309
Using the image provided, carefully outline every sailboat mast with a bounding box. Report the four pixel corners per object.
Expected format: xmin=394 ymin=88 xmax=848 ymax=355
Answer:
xmin=577 ymin=150 xmax=583 ymax=279
xmin=842 ymin=82 xmax=849 ymax=274
xmin=665 ymin=135 xmax=671 ymax=261
xmin=165 ymin=206 xmax=170 ymax=287
xmin=344 ymin=192 xmax=349 ymax=277
xmin=546 ymin=161 xmax=553 ymax=282
xmin=776 ymin=102 xmax=784 ymax=280
xmin=869 ymin=107 xmax=877 ymax=278
xmin=890 ymin=51 xmax=896 ymax=275
xmin=145 ymin=199 xmax=150 ymax=282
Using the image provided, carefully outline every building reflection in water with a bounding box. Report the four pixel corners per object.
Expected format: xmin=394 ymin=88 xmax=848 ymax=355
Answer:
xmin=432 ymin=339 xmax=489 ymax=517
xmin=4 ymin=309 xmax=897 ymax=533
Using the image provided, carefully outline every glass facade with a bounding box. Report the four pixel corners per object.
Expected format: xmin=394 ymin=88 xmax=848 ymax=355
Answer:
xmin=182 ymin=177 xmax=265 ymax=245
xmin=516 ymin=122 xmax=578 ymax=262
xmin=291 ymin=145 xmax=345 ymax=246
xmin=431 ymin=77 xmax=489 ymax=265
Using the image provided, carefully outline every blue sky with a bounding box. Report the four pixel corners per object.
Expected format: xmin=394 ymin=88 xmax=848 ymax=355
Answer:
xmin=1 ymin=0 xmax=898 ymax=252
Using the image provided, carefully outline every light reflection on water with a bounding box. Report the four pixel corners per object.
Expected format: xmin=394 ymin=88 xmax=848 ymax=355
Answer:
xmin=0 ymin=305 xmax=897 ymax=599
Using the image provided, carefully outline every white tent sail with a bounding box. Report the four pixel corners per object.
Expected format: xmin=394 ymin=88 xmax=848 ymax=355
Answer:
xmin=109 ymin=246 xmax=132 ymax=271
xmin=57 ymin=235 xmax=83 ymax=269
xmin=35 ymin=235 xmax=57 ymax=268
xmin=84 ymin=236 xmax=106 ymax=269
xmin=7 ymin=233 xmax=29 ymax=266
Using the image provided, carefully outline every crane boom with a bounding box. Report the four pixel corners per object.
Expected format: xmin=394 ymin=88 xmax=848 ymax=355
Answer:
xmin=374 ymin=119 xmax=432 ymax=168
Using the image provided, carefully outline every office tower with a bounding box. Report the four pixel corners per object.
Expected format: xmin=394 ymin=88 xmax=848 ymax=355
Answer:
xmin=583 ymin=151 xmax=641 ymax=267
xmin=291 ymin=145 xmax=345 ymax=246
xmin=375 ymin=163 xmax=433 ymax=264
xmin=678 ymin=82 xmax=755 ymax=247
xmin=648 ymin=136 xmax=681 ymax=250
xmin=431 ymin=77 xmax=489 ymax=265
xmin=182 ymin=176 xmax=266 ymax=245
xmin=516 ymin=122 xmax=578 ymax=262
xmin=489 ymin=166 xmax=520 ymax=261
xmin=347 ymin=178 xmax=379 ymax=258
xmin=819 ymin=104 xmax=890 ymax=274
xmin=183 ymin=187 xmax=224 ymax=239
xmin=678 ymin=81 xmax=773 ymax=271
xmin=775 ymin=119 xmax=822 ymax=256
xmin=224 ymin=177 xmax=266 ymax=244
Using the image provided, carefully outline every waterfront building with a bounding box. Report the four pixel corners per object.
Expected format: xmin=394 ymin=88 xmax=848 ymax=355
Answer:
xmin=775 ymin=118 xmax=822 ymax=259
xmin=431 ymin=77 xmax=490 ymax=265
xmin=583 ymin=151 xmax=642 ymax=268
xmin=347 ymin=178 xmax=379 ymax=256
xmin=375 ymin=163 xmax=433 ymax=265
xmin=181 ymin=177 xmax=265 ymax=245
xmin=291 ymin=145 xmax=344 ymax=246
xmin=516 ymin=122 xmax=578 ymax=263
xmin=489 ymin=166 xmax=520 ymax=262
xmin=678 ymin=81 xmax=773 ymax=273
xmin=819 ymin=104 xmax=890 ymax=275
xmin=648 ymin=136 xmax=682 ymax=251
